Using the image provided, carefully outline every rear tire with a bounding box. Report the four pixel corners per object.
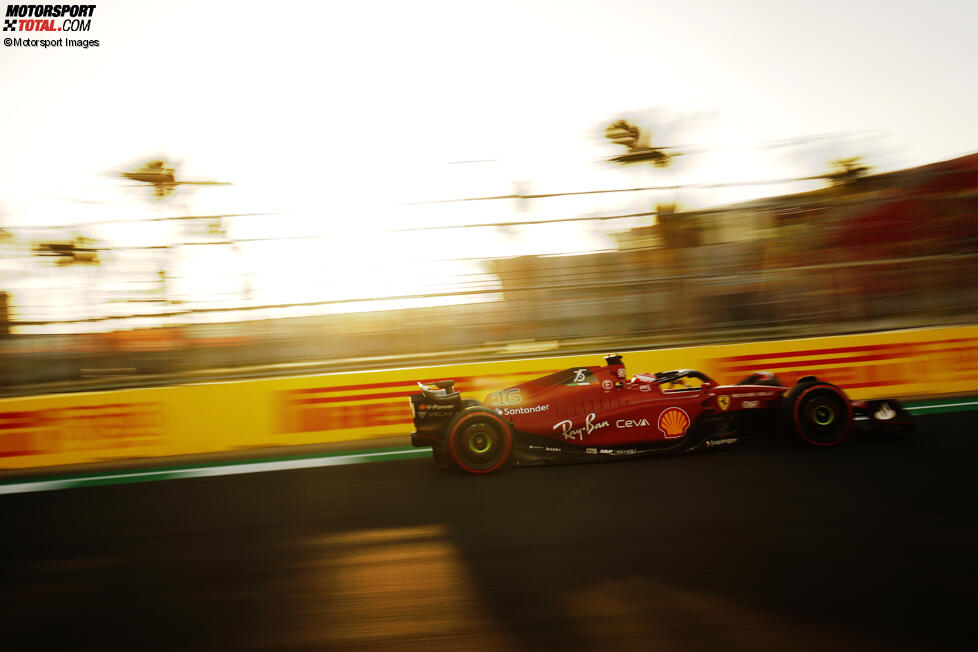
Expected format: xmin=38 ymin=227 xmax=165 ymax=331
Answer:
xmin=781 ymin=379 xmax=852 ymax=446
xmin=445 ymin=407 xmax=513 ymax=474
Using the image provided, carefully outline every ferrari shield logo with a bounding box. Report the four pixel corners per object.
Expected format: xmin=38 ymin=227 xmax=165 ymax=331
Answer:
xmin=718 ymin=396 xmax=730 ymax=411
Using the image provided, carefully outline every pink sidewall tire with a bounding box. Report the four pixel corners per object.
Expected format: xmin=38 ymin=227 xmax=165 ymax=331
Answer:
xmin=782 ymin=380 xmax=853 ymax=447
xmin=446 ymin=407 xmax=513 ymax=474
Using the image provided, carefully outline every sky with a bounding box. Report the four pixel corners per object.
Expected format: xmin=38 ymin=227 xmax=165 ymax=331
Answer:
xmin=1 ymin=0 xmax=977 ymax=329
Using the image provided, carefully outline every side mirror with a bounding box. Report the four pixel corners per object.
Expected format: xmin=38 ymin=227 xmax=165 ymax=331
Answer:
xmin=700 ymin=381 xmax=714 ymax=393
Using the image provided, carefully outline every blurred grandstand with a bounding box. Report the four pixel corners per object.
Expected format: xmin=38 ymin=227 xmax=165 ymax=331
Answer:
xmin=1 ymin=153 xmax=976 ymax=395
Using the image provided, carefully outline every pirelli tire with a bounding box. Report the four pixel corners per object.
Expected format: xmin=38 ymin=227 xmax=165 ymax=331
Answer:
xmin=445 ymin=406 xmax=513 ymax=474
xmin=781 ymin=379 xmax=853 ymax=447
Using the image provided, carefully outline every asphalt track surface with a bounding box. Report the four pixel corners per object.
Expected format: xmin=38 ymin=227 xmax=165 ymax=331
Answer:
xmin=4 ymin=412 xmax=978 ymax=651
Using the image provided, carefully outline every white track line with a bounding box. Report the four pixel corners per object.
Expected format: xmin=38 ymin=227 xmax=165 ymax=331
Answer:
xmin=0 ymin=448 xmax=429 ymax=496
xmin=908 ymin=401 xmax=978 ymax=411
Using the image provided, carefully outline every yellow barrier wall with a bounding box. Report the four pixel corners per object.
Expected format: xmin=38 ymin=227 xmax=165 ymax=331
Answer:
xmin=2 ymin=325 xmax=976 ymax=470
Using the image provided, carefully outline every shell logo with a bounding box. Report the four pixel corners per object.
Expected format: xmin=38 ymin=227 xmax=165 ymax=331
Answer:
xmin=658 ymin=407 xmax=690 ymax=439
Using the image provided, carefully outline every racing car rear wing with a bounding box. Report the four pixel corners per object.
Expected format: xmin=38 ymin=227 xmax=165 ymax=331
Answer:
xmin=417 ymin=380 xmax=458 ymax=400
xmin=410 ymin=380 xmax=465 ymax=447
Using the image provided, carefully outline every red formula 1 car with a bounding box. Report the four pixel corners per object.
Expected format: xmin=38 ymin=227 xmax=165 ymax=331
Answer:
xmin=409 ymin=354 xmax=914 ymax=474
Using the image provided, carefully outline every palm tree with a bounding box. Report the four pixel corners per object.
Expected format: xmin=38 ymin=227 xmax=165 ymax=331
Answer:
xmin=31 ymin=235 xmax=99 ymax=266
xmin=604 ymin=119 xmax=678 ymax=168
xmin=30 ymin=234 xmax=102 ymax=330
xmin=826 ymin=156 xmax=871 ymax=189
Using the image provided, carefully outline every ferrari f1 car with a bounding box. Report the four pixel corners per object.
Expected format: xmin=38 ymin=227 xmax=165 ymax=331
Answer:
xmin=409 ymin=354 xmax=914 ymax=474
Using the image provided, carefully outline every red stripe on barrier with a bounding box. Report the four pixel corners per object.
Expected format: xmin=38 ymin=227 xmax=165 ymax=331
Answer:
xmin=0 ymin=450 xmax=36 ymax=458
xmin=287 ymin=369 xmax=556 ymax=397
xmin=293 ymin=390 xmax=415 ymax=405
xmin=289 ymin=380 xmax=418 ymax=394
xmin=0 ymin=420 xmax=42 ymax=430
xmin=292 ymin=402 xmax=413 ymax=432
xmin=284 ymin=369 xmax=562 ymax=405
xmin=845 ymin=381 xmax=903 ymax=389
xmin=715 ymin=339 xmax=975 ymax=365
xmin=721 ymin=352 xmax=912 ymax=373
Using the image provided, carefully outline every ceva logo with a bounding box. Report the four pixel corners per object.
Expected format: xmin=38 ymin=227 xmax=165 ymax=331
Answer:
xmin=616 ymin=418 xmax=650 ymax=428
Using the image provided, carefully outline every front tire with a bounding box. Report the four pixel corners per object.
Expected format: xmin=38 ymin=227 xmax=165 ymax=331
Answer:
xmin=782 ymin=379 xmax=852 ymax=446
xmin=445 ymin=407 xmax=513 ymax=474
